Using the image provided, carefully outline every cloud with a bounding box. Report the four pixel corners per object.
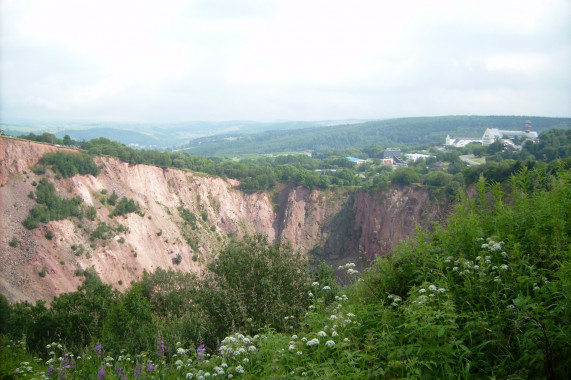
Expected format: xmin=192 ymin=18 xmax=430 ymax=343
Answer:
xmin=1 ymin=0 xmax=570 ymax=122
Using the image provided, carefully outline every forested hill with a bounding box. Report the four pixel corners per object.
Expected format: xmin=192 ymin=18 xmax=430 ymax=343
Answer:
xmin=177 ymin=115 xmax=571 ymax=156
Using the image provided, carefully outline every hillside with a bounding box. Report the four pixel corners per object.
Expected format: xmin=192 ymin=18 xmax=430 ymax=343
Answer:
xmin=0 ymin=137 xmax=447 ymax=303
xmin=178 ymin=115 xmax=571 ymax=155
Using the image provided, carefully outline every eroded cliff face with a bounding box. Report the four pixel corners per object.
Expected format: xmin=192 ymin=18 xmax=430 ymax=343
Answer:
xmin=0 ymin=137 xmax=448 ymax=303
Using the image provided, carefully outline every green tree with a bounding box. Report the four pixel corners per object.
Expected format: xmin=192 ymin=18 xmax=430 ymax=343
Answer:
xmin=199 ymin=235 xmax=311 ymax=337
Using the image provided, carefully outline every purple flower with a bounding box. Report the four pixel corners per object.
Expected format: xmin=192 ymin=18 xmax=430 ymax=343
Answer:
xmin=146 ymin=362 xmax=155 ymax=372
xmin=115 ymin=368 xmax=127 ymax=380
xmin=156 ymin=337 xmax=165 ymax=357
xmin=94 ymin=343 xmax=102 ymax=358
xmin=46 ymin=366 xmax=55 ymax=376
xmin=197 ymin=343 xmax=206 ymax=361
xmin=97 ymin=367 xmax=106 ymax=380
xmin=133 ymin=366 xmax=141 ymax=378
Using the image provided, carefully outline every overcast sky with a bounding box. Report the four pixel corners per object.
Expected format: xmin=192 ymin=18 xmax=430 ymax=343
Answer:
xmin=1 ymin=0 xmax=570 ymax=123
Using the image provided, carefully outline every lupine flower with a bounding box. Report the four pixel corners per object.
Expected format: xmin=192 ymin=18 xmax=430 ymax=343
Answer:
xmin=146 ymin=362 xmax=155 ymax=372
xmin=98 ymin=367 xmax=106 ymax=380
xmin=94 ymin=343 xmax=102 ymax=358
xmin=156 ymin=337 xmax=165 ymax=357
xmin=197 ymin=344 xmax=206 ymax=361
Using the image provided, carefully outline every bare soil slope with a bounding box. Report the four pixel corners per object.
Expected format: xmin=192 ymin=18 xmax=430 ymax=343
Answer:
xmin=1 ymin=137 xmax=447 ymax=303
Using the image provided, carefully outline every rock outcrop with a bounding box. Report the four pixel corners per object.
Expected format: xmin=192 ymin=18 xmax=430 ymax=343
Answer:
xmin=0 ymin=137 xmax=448 ymax=303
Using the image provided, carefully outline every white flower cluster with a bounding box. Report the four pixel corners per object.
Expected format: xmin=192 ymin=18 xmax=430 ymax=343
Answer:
xmin=338 ymin=262 xmax=359 ymax=275
xmin=480 ymin=237 xmax=504 ymax=252
xmin=306 ymin=338 xmax=319 ymax=347
xmin=218 ymin=333 xmax=257 ymax=358
xmin=387 ymin=294 xmax=402 ymax=307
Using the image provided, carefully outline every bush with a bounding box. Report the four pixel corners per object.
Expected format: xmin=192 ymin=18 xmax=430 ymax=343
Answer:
xmin=45 ymin=230 xmax=54 ymax=240
xmin=199 ymin=235 xmax=311 ymax=337
xmin=9 ymin=237 xmax=18 ymax=248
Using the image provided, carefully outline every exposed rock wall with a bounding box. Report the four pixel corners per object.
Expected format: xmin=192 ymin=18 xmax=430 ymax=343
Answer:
xmin=0 ymin=137 xmax=448 ymax=303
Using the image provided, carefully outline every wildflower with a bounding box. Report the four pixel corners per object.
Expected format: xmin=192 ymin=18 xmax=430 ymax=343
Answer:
xmin=248 ymin=346 xmax=256 ymax=352
xmin=177 ymin=347 xmax=186 ymax=355
xmin=332 ymin=331 xmax=339 ymax=337
xmin=473 ymin=265 xmax=480 ymax=270
xmin=308 ymin=305 xmax=315 ymax=310
xmin=156 ymin=337 xmax=165 ymax=357
xmin=419 ymin=288 xmax=426 ymax=293
xmin=329 ymin=315 xmax=337 ymax=320
xmin=438 ymin=288 xmax=446 ymax=293
xmin=322 ymin=286 xmax=331 ymax=290
xmin=343 ymin=338 xmax=350 ymax=343
xmin=297 ymin=351 xmax=303 ymax=355
xmin=291 ymin=335 xmax=298 ymax=340
xmin=98 ymin=367 xmax=106 ymax=380
xmin=242 ymin=358 xmax=249 ymax=364
xmin=500 ymin=264 xmax=509 ymax=270
xmin=501 ymin=251 xmax=508 ymax=257
xmin=428 ymin=285 xmax=437 ymax=292
xmin=453 ymin=267 xmax=459 ymax=271
xmin=476 ymin=256 xmax=482 ymax=261
xmin=306 ymin=338 xmax=319 ymax=347
xmin=301 ymin=337 xmax=307 ymax=342
xmin=493 ymin=277 xmax=501 ymax=283
xmin=308 ymin=292 xmax=314 ymax=298
xmin=175 ymin=360 xmax=184 ymax=366
xmin=347 ymin=268 xmax=359 ymax=275
xmin=235 ymin=365 xmax=245 ymax=374
xmin=197 ymin=344 xmax=206 ymax=361
xmin=312 ymin=282 xmax=320 ymax=287
xmin=186 ymin=374 xmax=194 ymax=379
xmin=347 ymin=312 xmax=356 ymax=317
xmin=94 ymin=343 xmax=102 ymax=358
xmin=317 ymin=331 xmax=327 ymax=337
xmin=146 ymin=362 xmax=155 ymax=372
xmin=325 ymin=340 xmax=336 ymax=347
xmin=288 ymin=344 xmax=295 ymax=351
xmin=534 ymin=285 xmax=540 ymax=291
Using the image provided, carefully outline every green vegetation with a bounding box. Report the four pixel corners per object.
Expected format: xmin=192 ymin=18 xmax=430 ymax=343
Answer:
xmin=8 ymin=237 xmax=18 ymax=248
xmin=178 ymin=206 xmax=197 ymax=229
xmin=110 ymin=197 xmax=140 ymax=217
xmin=22 ymin=178 xmax=83 ymax=229
xmin=1 ymin=166 xmax=570 ymax=378
xmin=178 ymin=116 xmax=570 ymax=155
xmin=40 ymin=151 xmax=100 ymax=178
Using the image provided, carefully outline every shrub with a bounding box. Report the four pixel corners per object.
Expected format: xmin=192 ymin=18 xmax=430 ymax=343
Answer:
xmin=45 ymin=230 xmax=53 ymax=240
xmin=9 ymin=237 xmax=18 ymax=248
xmin=199 ymin=235 xmax=311 ymax=337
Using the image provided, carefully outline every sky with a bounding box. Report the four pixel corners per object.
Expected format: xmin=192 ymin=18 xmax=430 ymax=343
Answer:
xmin=1 ymin=0 xmax=570 ymax=123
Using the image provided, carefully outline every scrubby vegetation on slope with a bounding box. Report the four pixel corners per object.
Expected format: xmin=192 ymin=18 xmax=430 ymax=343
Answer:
xmin=22 ymin=178 xmax=83 ymax=229
xmin=1 ymin=164 xmax=570 ymax=378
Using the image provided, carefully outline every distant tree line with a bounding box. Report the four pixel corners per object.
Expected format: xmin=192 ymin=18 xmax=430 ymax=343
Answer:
xmin=19 ymin=128 xmax=571 ymax=195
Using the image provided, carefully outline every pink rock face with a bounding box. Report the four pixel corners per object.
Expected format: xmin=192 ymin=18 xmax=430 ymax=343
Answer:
xmin=0 ymin=137 xmax=447 ymax=303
